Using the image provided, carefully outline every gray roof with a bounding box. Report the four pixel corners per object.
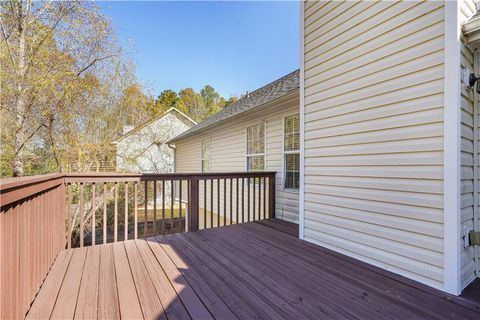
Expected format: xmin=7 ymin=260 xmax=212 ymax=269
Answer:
xmin=168 ymin=69 xmax=299 ymax=143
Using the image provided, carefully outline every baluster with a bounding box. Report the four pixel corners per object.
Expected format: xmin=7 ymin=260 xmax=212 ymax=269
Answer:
xmin=187 ymin=179 xmax=190 ymax=231
xmin=247 ymin=178 xmax=250 ymax=222
xmin=79 ymin=183 xmax=84 ymax=247
xmin=170 ymin=179 xmax=174 ymax=233
xmin=153 ymin=180 xmax=157 ymax=235
xmin=210 ymin=178 xmax=213 ymax=228
xmin=242 ymin=178 xmax=245 ymax=223
xmin=217 ymin=179 xmax=220 ymax=227
xmin=179 ymin=180 xmax=183 ymax=232
xmin=67 ymin=183 xmax=72 ymax=249
xmin=236 ymin=178 xmax=239 ymax=224
xmin=92 ymin=183 xmax=96 ymax=246
xmin=134 ymin=182 xmax=138 ymax=239
xmin=269 ymin=175 xmax=276 ymax=219
xmin=229 ymin=179 xmax=233 ymax=225
xmin=162 ymin=180 xmax=166 ymax=234
xmin=223 ymin=178 xmax=226 ymax=226
xmin=114 ymin=182 xmax=118 ymax=242
xmin=189 ymin=177 xmax=199 ymax=231
xmin=124 ymin=182 xmax=128 ymax=241
xmin=263 ymin=177 xmax=266 ymax=219
xmin=258 ymin=177 xmax=261 ymax=221
xmin=144 ymin=181 xmax=148 ymax=237
xmin=253 ymin=178 xmax=256 ymax=221
xmin=103 ymin=183 xmax=107 ymax=244
xmin=204 ymin=180 xmax=207 ymax=229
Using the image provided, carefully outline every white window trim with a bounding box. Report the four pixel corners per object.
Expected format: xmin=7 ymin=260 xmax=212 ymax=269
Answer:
xmin=282 ymin=113 xmax=300 ymax=193
xmin=245 ymin=121 xmax=267 ymax=172
xmin=201 ymin=137 xmax=211 ymax=173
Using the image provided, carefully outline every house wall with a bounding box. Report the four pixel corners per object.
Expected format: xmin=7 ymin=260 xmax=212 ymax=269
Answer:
xmin=175 ymin=93 xmax=300 ymax=223
xmin=459 ymin=0 xmax=479 ymax=290
xmin=302 ymin=1 xmax=446 ymax=290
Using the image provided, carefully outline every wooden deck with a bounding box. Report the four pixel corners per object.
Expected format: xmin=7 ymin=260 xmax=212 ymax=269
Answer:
xmin=27 ymin=219 xmax=480 ymax=320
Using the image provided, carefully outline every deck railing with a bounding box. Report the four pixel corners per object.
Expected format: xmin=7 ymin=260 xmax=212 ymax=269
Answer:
xmin=0 ymin=171 xmax=275 ymax=318
xmin=64 ymin=172 xmax=276 ymax=248
xmin=0 ymin=174 xmax=66 ymax=320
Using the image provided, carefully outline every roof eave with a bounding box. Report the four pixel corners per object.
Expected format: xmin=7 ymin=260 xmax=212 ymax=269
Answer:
xmin=463 ymin=15 xmax=480 ymax=49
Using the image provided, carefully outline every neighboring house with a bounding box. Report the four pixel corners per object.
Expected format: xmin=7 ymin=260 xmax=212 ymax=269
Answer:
xmin=114 ymin=107 xmax=196 ymax=173
xmin=301 ymin=0 xmax=479 ymax=295
xmin=169 ymin=70 xmax=300 ymax=223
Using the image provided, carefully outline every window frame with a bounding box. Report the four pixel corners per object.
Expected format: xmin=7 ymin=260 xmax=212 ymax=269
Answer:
xmin=201 ymin=137 xmax=211 ymax=173
xmin=282 ymin=113 xmax=300 ymax=191
xmin=245 ymin=121 xmax=266 ymax=172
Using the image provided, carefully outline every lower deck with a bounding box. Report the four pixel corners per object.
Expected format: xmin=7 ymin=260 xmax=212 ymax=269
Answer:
xmin=27 ymin=219 xmax=480 ymax=319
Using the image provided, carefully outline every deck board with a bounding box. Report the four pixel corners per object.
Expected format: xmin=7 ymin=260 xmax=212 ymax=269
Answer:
xmin=74 ymin=246 xmax=101 ymax=319
xmin=135 ymin=240 xmax=192 ymax=320
xmin=26 ymin=250 xmax=73 ymax=319
xmin=159 ymin=233 xmax=261 ymax=319
xmin=97 ymin=244 xmax=120 ymax=319
xmin=112 ymin=242 xmax=144 ymax=319
xmin=150 ymin=238 xmax=233 ymax=319
xmin=124 ymin=240 xmax=166 ymax=320
xmin=50 ymin=248 xmax=87 ymax=319
xmin=27 ymin=219 xmax=480 ymax=320
xmin=170 ymin=232 xmax=297 ymax=319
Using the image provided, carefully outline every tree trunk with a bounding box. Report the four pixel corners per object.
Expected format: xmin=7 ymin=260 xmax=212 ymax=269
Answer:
xmin=12 ymin=1 xmax=30 ymax=177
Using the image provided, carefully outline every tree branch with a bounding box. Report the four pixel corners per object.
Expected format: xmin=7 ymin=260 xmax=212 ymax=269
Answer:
xmin=0 ymin=19 xmax=18 ymax=75
xmin=76 ymin=53 xmax=118 ymax=77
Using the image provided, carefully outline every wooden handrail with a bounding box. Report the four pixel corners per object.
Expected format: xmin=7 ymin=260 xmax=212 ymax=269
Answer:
xmin=0 ymin=174 xmax=64 ymax=207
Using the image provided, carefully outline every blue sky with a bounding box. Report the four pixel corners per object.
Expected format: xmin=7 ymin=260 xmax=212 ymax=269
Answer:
xmin=99 ymin=1 xmax=300 ymax=98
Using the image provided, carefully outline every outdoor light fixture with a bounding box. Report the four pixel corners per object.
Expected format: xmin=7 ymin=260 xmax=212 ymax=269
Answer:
xmin=469 ymin=73 xmax=480 ymax=93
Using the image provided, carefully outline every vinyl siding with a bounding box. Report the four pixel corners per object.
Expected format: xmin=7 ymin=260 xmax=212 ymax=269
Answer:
xmin=175 ymin=94 xmax=300 ymax=223
xmin=460 ymin=0 xmax=479 ymax=290
xmin=303 ymin=1 xmax=445 ymax=289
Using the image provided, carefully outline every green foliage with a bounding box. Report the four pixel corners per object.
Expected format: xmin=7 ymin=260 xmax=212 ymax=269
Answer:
xmin=156 ymin=89 xmax=178 ymax=109
xmin=160 ymin=85 xmax=237 ymax=123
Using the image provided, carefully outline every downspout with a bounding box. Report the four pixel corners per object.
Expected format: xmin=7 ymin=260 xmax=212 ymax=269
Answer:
xmin=167 ymin=143 xmax=176 ymax=173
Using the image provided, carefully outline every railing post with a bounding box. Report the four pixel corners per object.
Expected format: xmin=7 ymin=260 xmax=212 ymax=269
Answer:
xmin=268 ymin=173 xmax=276 ymax=219
xmin=189 ymin=176 xmax=199 ymax=231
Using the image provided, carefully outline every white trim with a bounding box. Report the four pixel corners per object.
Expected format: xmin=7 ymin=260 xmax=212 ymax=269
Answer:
xmin=444 ymin=0 xmax=462 ymax=296
xmin=281 ymin=113 xmax=300 ymax=192
xmin=299 ymin=1 xmax=305 ymax=240
xmin=165 ymin=107 xmax=198 ymax=126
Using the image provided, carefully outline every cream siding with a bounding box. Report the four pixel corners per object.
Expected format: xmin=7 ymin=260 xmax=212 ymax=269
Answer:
xmin=175 ymin=94 xmax=300 ymax=223
xmin=460 ymin=0 xmax=479 ymax=290
xmin=302 ymin=1 xmax=445 ymax=289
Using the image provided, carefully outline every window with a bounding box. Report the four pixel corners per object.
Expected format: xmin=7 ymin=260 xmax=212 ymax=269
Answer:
xmin=246 ymin=123 xmax=265 ymax=171
xmin=201 ymin=138 xmax=210 ymax=172
xmin=284 ymin=114 xmax=300 ymax=189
